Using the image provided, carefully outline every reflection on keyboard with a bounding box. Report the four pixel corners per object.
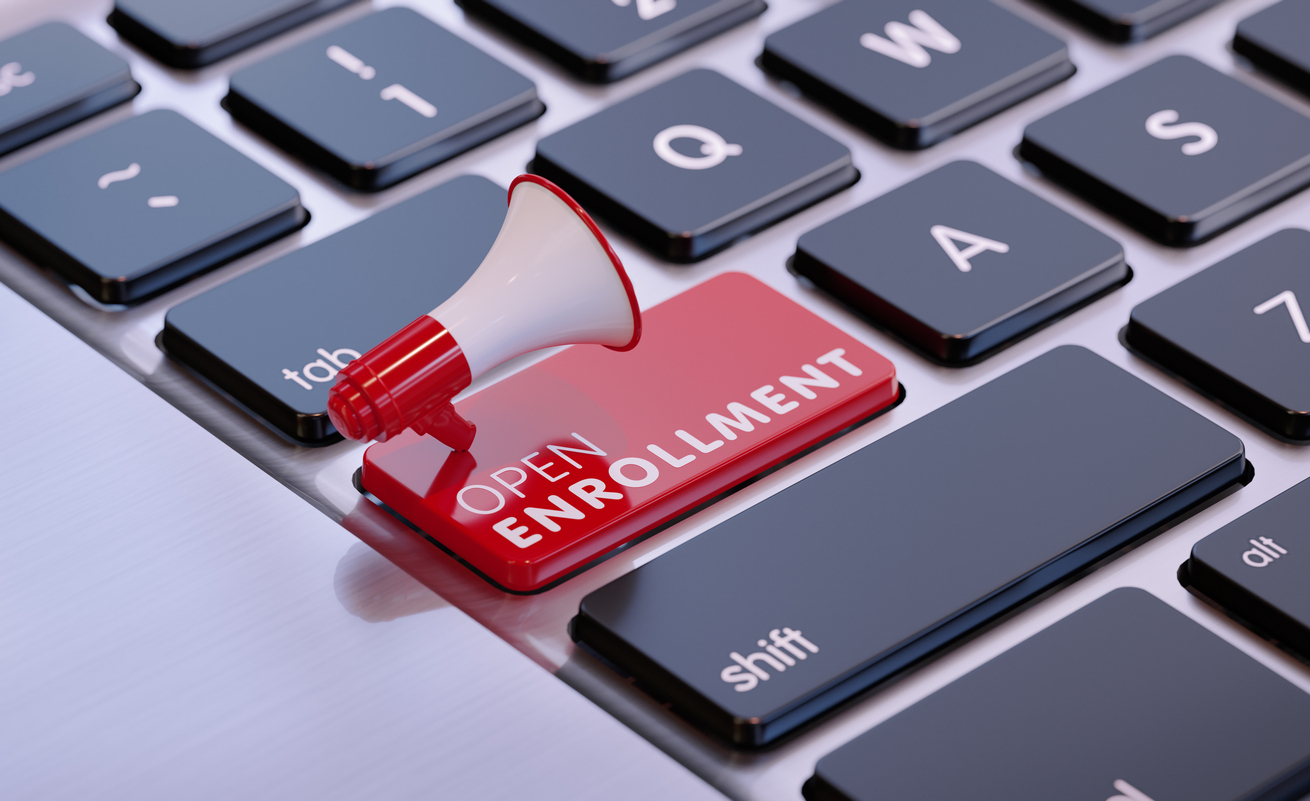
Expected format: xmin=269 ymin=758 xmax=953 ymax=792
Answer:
xmin=3 ymin=0 xmax=1310 ymax=798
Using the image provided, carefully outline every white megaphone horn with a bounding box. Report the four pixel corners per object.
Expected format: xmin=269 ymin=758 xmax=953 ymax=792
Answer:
xmin=327 ymin=175 xmax=641 ymax=450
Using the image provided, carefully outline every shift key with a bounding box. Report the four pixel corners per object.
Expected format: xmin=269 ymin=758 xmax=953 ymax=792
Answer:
xmin=573 ymin=346 xmax=1248 ymax=747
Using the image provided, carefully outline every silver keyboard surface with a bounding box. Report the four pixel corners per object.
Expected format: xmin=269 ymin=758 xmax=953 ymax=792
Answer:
xmin=3 ymin=0 xmax=1310 ymax=798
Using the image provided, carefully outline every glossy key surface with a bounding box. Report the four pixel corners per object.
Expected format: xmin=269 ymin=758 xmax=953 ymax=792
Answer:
xmin=0 ymin=109 xmax=306 ymax=304
xmin=361 ymin=272 xmax=900 ymax=593
xmin=574 ymin=346 xmax=1246 ymax=747
xmin=760 ymin=0 xmax=1074 ymax=149
xmin=806 ymin=589 xmax=1310 ymax=801
xmin=225 ymin=7 xmax=544 ymax=191
xmin=108 ymin=0 xmax=359 ymax=68
xmin=1021 ymin=56 xmax=1310 ymax=246
xmin=0 ymin=22 xmax=139 ymax=158
xmin=1235 ymin=0 xmax=1310 ymax=99
xmin=457 ymin=0 xmax=766 ymax=83
xmin=1183 ymin=477 xmax=1310 ymax=663
xmin=793 ymin=161 xmax=1127 ymax=364
xmin=532 ymin=69 xmax=858 ymax=261
xmin=1126 ymin=229 xmax=1310 ymax=442
xmin=1029 ymin=0 xmax=1227 ymax=42
xmin=164 ymin=175 xmax=504 ymax=444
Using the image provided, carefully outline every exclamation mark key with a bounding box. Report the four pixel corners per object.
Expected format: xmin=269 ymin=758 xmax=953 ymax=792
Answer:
xmin=224 ymin=7 xmax=544 ymax=191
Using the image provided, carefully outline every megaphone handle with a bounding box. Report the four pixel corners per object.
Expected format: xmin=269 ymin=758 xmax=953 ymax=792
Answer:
xmin=410 ymin=402 xmax=477 ymax=451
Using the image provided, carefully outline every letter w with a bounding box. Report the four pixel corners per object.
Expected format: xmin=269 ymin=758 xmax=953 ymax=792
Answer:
xmin=859 ymin=10 xmax=960 ymax=68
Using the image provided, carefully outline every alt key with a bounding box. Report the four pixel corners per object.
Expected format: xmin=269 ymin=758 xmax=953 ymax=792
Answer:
xmin=1182 ymin=476 xmax=1310 ymax=665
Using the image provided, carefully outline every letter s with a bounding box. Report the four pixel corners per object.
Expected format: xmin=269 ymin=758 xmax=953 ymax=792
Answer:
xmin=1145 ymin=110 xmax=1218 ymax=155
xmin=720 ymin=665 xmax=758 ymax=692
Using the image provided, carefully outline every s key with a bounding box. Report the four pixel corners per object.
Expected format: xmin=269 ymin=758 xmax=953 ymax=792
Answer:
xmin=1020 ymin=56 xmax=1310 ymax=246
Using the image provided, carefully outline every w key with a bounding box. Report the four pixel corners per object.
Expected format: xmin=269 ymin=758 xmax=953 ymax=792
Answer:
xmin=761 ymin=0 xmax=1074 ymax=149
xmin=574 ymin=346 xmax=1247 ymax=747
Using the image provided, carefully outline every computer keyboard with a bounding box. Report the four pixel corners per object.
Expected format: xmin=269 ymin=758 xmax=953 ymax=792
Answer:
xmin=3 ymin=0 xmax=1310 ymax=799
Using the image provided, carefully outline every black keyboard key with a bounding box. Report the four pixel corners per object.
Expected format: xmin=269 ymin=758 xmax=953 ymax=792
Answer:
xmin=457 ymin=0 xmax=766 ymax=83
xmin=1020 ymin=56 xmax=1310 ymax=246
xmin=806 ymin=589 xmax=1310 ymax=801
xmin=0 ymin=109 xmax=306 ymax=305
xmin=163 ymin=175 xmax=503 ymax=444
xmin=1126 ymin=229 xmax=1310 ymax=442
xmin=1183 ymin=477 xmax=1310 ymax=663
xmin=533 ymin=69 xmax=857 ymax=262
xmin=574 ymin=346 xmax=1247 ymax=747
xmin=760 ymin=0 xmax=1074 ymax=149
xmin=1029 ymin=0 xmax=1226 ymax=42
xmin=0 ymin=23 xmax=139 ymax=158
xmin=225 ymin=7 xmax=544 ymax=191
xmin=1235 ymin=0 xmax=1310 ymax=99
xmin=793 ymin=161 xmax=1127 ymax=364
xmin=108 ymin=0 xmax=359 ymax=69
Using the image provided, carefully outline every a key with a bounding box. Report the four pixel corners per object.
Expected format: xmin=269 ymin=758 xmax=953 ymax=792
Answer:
xmin=163 ymin=175 xmax=505 ymax=444
xmin=1235 ymin=0 xmax=1310 ymax=99
xmin=1019 ymin=56 xmax=1310 ymax=246
xmin=806 ymin=589 xmax=1310 ymax=801
xmin=456 ymin=0 xmax=766 ymax=83
xmin=792 ymin=161 xmax=1128 ymax=364
xmin=1182 ymin=477 xmax=1310 ymax=664
xmin=108 ymin=0 xmax=359 ymax=69
xmin=225 ymin=7 xmax=545 ymax=191
xmin=0 ymin=109 xmax=305 ymax=305
xmin=573 ymin=346 xmax=1247 ymax=747
xmin=760 ymin=0 xmax=1074 ymax=150
xmin=359 ymin=272 xmax=900 ymax=593
xmin=1028 ymin=0 xmax=1227 ymax=42
xmin=532 ymin=69 xmax=857 ymax=262
xmin=0 ymin=23 xmax=139 ymax=158
xmin=1125 ymin=229 xmax=1310 ymax=442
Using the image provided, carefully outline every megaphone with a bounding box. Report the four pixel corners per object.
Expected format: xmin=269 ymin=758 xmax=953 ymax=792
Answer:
xmin=326 ymin=175 xmax=641 ymax=450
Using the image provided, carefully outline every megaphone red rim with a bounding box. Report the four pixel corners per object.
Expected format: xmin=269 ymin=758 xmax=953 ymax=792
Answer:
xmin=509 ymin=174 xmax=642 ymax=352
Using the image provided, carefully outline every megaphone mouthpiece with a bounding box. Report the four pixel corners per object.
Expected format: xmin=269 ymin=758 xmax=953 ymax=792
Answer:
xmin=327 ymin=175 xmax=641 ymax=450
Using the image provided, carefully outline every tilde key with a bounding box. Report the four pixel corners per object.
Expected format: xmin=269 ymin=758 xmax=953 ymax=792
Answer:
xmin=358 ymin=273 xmax=900 ymax=593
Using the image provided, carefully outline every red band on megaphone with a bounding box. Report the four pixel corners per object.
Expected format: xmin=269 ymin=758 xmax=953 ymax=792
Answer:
xmin=327 ymin=315 xmax=472 ymax=443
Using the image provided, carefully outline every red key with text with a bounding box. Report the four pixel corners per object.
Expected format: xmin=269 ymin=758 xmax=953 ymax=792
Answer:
xmin=361 ymin=272 xmax=899 ymax=592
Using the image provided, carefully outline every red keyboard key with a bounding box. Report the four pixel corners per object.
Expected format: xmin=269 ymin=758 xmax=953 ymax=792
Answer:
xmin=360 ymin=272 xmax=899 ymax=592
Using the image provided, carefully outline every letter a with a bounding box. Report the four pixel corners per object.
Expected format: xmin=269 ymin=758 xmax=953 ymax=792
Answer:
xmin=930 ymin=225 xmax=1010 ymax=273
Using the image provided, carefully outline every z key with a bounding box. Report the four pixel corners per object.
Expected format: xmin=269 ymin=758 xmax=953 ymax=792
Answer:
xmin=1126 ymin=229 xmax=1310 ymax=442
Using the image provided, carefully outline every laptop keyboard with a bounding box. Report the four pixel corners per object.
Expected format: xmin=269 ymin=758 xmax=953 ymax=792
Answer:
xmin=3 ymin=0 xmax=1310 ymax=798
